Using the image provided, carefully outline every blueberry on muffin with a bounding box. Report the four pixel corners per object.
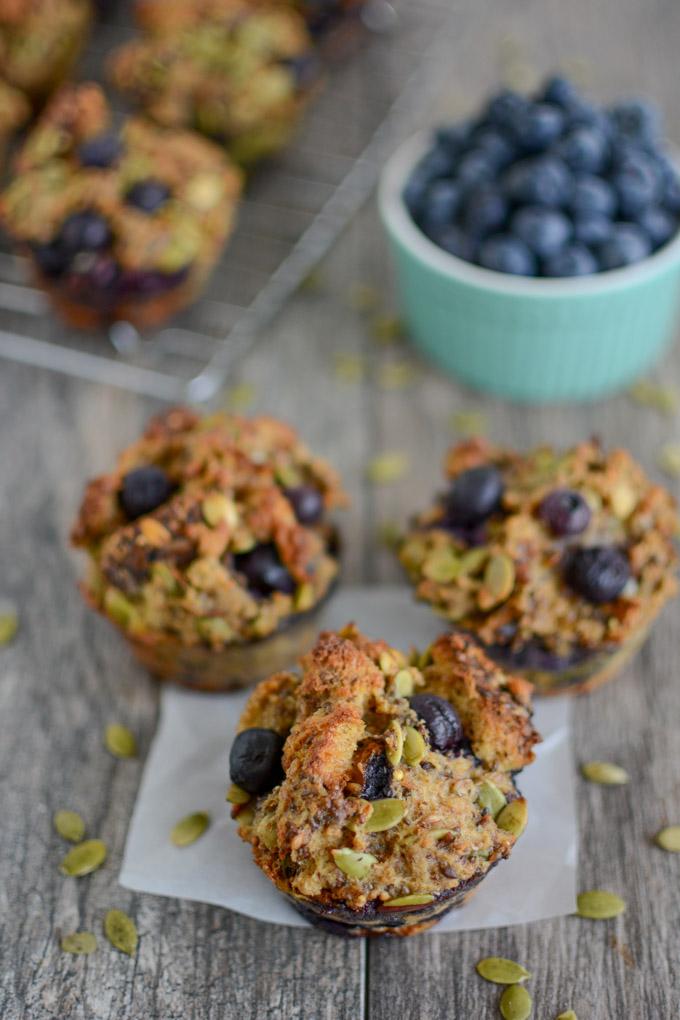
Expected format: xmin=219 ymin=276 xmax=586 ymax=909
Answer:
xmin=229 ymin=624 xmax=540 ymax=936
xmin=71 ymin=407 xmax=346 ymax=690
xmin=399 ymin=437 xmax=679 ymax=695
xmin=109 ymin=0 xmax=320 ymax=166
xmin=0 ymin=0 xmax=92 ymax=102
xmin=0 ymin=83 xmax=242 ymax=330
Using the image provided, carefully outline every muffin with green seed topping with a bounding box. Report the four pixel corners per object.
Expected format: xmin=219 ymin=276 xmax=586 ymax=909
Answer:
xmin=0 ymin=0 xmax=92 ymax=102
xmin=71 ymin=406 xmax=346 ymax=690
xmin=0 ymin=82 xmax=242 ymax=330
xmin=399 ymin=437 xmax=678 ymax=696
xmin=229 ymin=624 xmax=540 ymax=937
xmin=109 ymin=0 xmax=319 ymax=166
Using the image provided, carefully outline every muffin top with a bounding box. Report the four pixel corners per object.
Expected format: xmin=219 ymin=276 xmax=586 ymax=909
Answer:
xmin=0 ymin=0 xmax=91 ymax=95
xmin=71 ymin=407 xmax=346 ymax=646
xmin=110 ymin=0 xmax=316 ymax=162
xmin=0 ymin=83 xmax=242 ymax=281
xmin=230 ymin=625 xmax=539 ymax=915
xmin=399 ymin=437 xmax=679 ymax=659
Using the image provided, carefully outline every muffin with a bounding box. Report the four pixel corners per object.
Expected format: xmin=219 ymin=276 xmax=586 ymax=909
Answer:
xmin=0 ymin=83 xmax=242 ymax=331
xmin=399 ymin=437 xmax=679 ymax=695
xmin=0 ymin=0 xmax=91 ymax=102
xmin=71 ymin=407 xmax=346 ymax=690
xmin=229 ymin=624 xmax=540 ymax=937
xmin=0 ymin=78 xmax=31 ymax=158
xmin=281 ymin=0 xmax=369 ymax=40
xmin=109 ymin=0 xmax=320 ymax=166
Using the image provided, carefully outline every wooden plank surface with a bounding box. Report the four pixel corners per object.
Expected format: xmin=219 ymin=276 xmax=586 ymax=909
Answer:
xmin=2 ymin=0 xmax=680 ymax=1016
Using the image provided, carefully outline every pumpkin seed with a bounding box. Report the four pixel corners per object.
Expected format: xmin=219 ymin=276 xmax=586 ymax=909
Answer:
xmin=235 ymin=804 xmax=255 ymax=827
xmin=348 ymin=281 xmax=379 ymax=312
xmin=202 ymin=493 xmax=237 ymax=528
xmin=478 ymin=553 xmax=515 ymax=609
xmin=226 ymin=784 xmax=250 ymax=805
xmin=60 ymin=931 xmax=97 ymax=955
xmin=423 ymin=549 xmax=460 ymax=583
xmin=379 ymin=651 xmax=398 ymax=674
xmin=428 ymin=828 xmax=451 ymax=843
xmin=333 ymin=353 xmax=365 ymax=383
xmin=0 ymin=600 xmax=18 ymax=645
xmin=496 ymin=798 xmax=528 ymax=838
xmin=185 ymin=172 xmax=224 ymax=211
xmin=556 ymin=1012 xmax=578 ymax=1020
xmin=59 ymin=839 xmax=107 ymax=877
xmin=449 ymin=410 xmax=488 ymax=437
xmin=294 ymin=582 xmax=315 ymax=611
xmin=500 ymin=984 xmax=533 ymax=1020
xmin=629 ymin=379 xmax=678 ymax=415
xmin=458 ymin=548 xmax=489 ymax=576
xmin=658 ymin=442 xmax=680 ymax=478
xmin=402 ymin=725 xmax=426 ymax=766
xmin=371 ymin=313 xmax=403 ymax=344
xmin=104 ymin=909 xmax=138 ymax=956
xmin=476 ymin=957 xmax=531 ymax=984
xmin=377 ymin=520 xmax=402 ymax=550
xmin=171 ymin=811 xmax=211 ymax=847
xmin=385 ymin=720 xmax=404 ymax=766
xmin=104 ymin=724 xmax=137 ymax=759
xmin=655 ymin=825 xmax=680 ymax=853
xmin=365 ymin=798 xmax=405 ymax=833
xmin=576 ymin=890 xmax=626 ymax=919
xmin=139 ymin=518 xmax=170 ymax=546
xmin=103 ymin=588 xmax=136 ymax=627
xmin=53 ymin=809 xmax=85 ymax=843
xmin=383 ymin=893 xmax=434 ymax=907
xmin=610 ymin=483 xmax=636 ymax=519
xmin=581 ymin=761 xmax=629 ymax=786
xmin=394 ymin=669 xmax=415 ymax=697
xmin=366 ymin=452 xmax=408 ymax=485
xmin=331 ymin=848 xmax=377 ymax=880
xmin=477 ymin=780 xmax=507 ymax=818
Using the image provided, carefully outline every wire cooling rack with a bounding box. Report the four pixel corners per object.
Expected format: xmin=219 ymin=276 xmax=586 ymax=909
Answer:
xmin=0 ymin=0 xmax=455 ymax=402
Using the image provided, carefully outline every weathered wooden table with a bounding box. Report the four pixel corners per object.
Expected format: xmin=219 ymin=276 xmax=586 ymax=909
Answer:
xmin=2 ymin=0 xmax=680 ymax=1015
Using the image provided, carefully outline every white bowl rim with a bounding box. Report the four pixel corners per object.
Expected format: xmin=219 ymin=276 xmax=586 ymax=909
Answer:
xmin=378 ymin=131 xmax=680 ymax=298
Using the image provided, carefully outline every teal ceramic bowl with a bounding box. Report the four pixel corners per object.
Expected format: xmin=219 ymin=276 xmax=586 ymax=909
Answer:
xmin=379 ymin=134 xmax=680 ymax=404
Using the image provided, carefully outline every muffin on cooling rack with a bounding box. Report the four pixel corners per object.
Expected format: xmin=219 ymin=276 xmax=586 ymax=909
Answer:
xmin=110 ymin=0 xmax=319 ymax=166
xmin=0 ymin=83 xmax=242 ymax=330
xmin=229 ymin=624 xmax=540 ymax=937
xmin=0 ymin=0 xmax=91 ymax=102
xmin=399 ymin=437 xmax=678 ymax=696
xmin=71 ymin=407 xmax=346 ymax=690
xmin=0 ymin=79 xmax=30 ymax=157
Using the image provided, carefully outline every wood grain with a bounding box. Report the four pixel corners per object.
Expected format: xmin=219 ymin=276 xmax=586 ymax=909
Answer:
xmin=2 ymin=0 xmax=680 ymax=1016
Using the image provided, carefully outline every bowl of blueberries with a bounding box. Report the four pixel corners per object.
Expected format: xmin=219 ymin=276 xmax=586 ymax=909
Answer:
xmin=379 ymin=75 xmax=680 ymax=403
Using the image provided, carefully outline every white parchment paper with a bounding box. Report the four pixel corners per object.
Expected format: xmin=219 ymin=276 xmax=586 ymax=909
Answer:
xmin=120 ymin=586 xmax=577 ymax=932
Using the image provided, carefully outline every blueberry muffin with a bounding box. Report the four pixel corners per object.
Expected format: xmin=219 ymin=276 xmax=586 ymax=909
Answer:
xmin=0 ymin=0 xmax=92 ymax=102
xmin=71 ymin=407 xmax=346 ymax=690
xmin=399 ymin=438 xmax=679 ymax=695
xmin=0 ymin=78 xmax=30 ymax=157
xmin=109 ymin=0 xmax=319 ymax=166
xmin=0 ymin=83 xmax=242 ymax=330
xmin=229 ymin=625 xmax=540 ymax=936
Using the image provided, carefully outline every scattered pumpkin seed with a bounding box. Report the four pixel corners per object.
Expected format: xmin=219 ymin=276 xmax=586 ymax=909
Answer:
xmin=576 ymin=890 xmax=626 ymax=920
xmin=365 ymin=798 xmax=406 ymax=833
xmin=476 ymin=957 xmax=531 ymax=985
xmin=459 ymin=548 xmax=489 ymax=575
xmin=0 ymin=600 xmax=18 ymax=645
xmin=477 ymin=780 xmax=507 ymax=818
xmin=422 ymin=548 xmax=460 ymax=583
xmin=171 ymin=811 xmax=211 ymax=847
xmin=581 ymin=761 xmax=629 ymax=786
xmin=499 ymin=983 xmax=533 ymax=1020
xmin=658 ymin=442 xmax=680 ymax=478
xmin=235 ymin=804 xmax=255 ymax=827
xmin=377 ymin=520 xmax=402 ymax=550
xmin=402 ymin=725 xmax=426 ymax=766
xmin=226 ymin=783 xmax=250 ymax=805
xmin=377 ymin=360 xmax=419 ymax=390
xmin=366 ymin=451 xmax=408 ymax=484
xmin=104 ymin=909 xmax=138 ymax=956
xmin=104 ymin=724 xmax=137 ymax=760
xmin=393 ymin=669 xmax=415 ymax=697
xmin=202 ymin=493 xmax=236 ymax=528
xmin=371 ymin=313 xmax=403 ymax=344
xmin=655 ymin=825 xmax=680 ymax=853
xmin=449 ymin=410 xmax=489 ymax=437
xmin=496 ymin=798 xmax=528 ymax=838
xmin=53 ymin=809 xmax=86 ymax=843
xmin=60 ymin=931 xmax=97 ymax=955
xmin=59 ymin=839 xmax=107 ymax=877
xmin=385 ymin=720 xmax=404 ymax=766
xmin=556 ymin=1012 xmax=578 ymax=1020
xmin=333 ymin=352 xmax=365 ymax=383
xmin=294 ymin=582 xmax=316 ymax=611
xmin=478 ymin=553 xmax=515 ymax=610
xmin=383 ymin=893 xmax=434 ymax=907
xmin=348 ymin=282 xmax=379 ymax=312
xmin=629 ymin=379 xmax=679 ymax=415
xmin=331 ymin=848 xmax=377 ymax=880
xmin=224 ymin=382 xmax=256 ymax=412
xmin=103 ymin=588 xmax=136 ymax=628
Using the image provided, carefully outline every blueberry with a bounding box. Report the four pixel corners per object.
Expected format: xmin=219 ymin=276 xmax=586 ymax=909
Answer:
xmin=229 ymin=728 xmax=284 ymax=794
xmin=538 ymin=489 xmax=592 ymax=535
xmin=360 ymin=752 xmax=392 ymax=800
xmin=661 ymin=163 xmax=680 ymax=214
xmin=70 ymin=253 xmax=121 ymax=295
xmin=509 ymin=102 xmax=565 ymax=152
xmin=234 ymin=543 xmax=295 ymax=597
xmin=612 ymin=152 xmax=661 ymax=217
xmin=435 ymin=120 xmax=473 ymax=155
xmin=540 ymin=75 xmax=581 ymax=108
xmin=637 ymin=206 xmax=677 ymax=248
xmin=77 ymin=132 xmax=123 ymax=169
xmin=460 ymin=185 xmax=508 ymax=238
xmin=570 ymin=174 xmax=617 ymax=218
xmin=609 ymin=100 xmax=661 ymax=144
xmin=420 ymin=180 xmax=462 ymax=231
xmin=285 ymin=485 xmax=324 ymax=525
xmin=119 ymin=465 xmax=175 ymax=520
xmin=477 ymin=234 xmax=537 ymax=275
xmin=126 ymin=179 xmax=172 ymax=214
xmin=403 ymin=170 xmax=431 ymax=219
xmin=573 ymin=212 xmax=613 ymax=247
xmin=417 ymin=146 xmax=456 ymax=183
xmin=456 ymin=148 xmax=496 ymax=187
xmin=32 ymin=240 xmax=71 ymax=278
xmin=429 ymin=224 xmax=476 ymax=261
xmin=503 ymin=155 xmax=573 ymax=207
xmin=564 ymin=545 xmax=631 ymax=603
xmin=598 ymin=222 xmax=652 ymax=269
xmin=409 ymin=694 xmax=464 ymax=754
xmin=58 ymin=210 xmax=112 ymax=254
xmin=485 ymin=89 xmax=528 ymax=128
xmin=555 ymin=126 xmax=609 ymax=174
xmin=119 ymin=266 xmax=189 ymax=296
xmin=543 ymin=243 xmax=598 ymax=277
xmin=510 ymin=205 xmax=571 ymax=257
xmin=471 ymin=127 xmax=516 ymax=169
xmin=566 ymin=100 xmax=612 ymax=135
xmin=445 ymin=465 xmax=504 ymax=526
